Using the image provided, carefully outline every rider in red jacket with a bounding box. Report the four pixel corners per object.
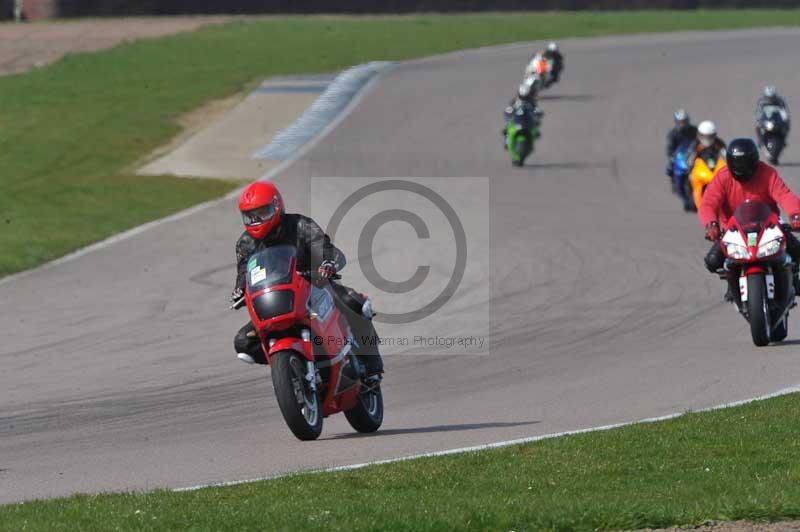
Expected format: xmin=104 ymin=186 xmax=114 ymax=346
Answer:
xmin=700 ymin=138 xmax=800 ymax=296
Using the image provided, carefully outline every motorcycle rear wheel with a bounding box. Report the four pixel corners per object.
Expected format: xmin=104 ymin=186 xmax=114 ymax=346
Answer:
xmin=747 ymin=274 xmax=771 ymax=347
xmin=344 ymin=382 xmax=384 ymax=433
xmin=271 ymin=351 xmax=323 ymax=440
xmin=773 ymin=315 xmax=789 ymax=342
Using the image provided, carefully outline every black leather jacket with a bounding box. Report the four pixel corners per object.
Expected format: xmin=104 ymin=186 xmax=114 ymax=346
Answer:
xmin=233 ymin=213 xmax=345 ymax=293
xmin=542 ymin=49 xmax=563 ymax=71
xmin=667 ymin=124 xmax=698 ymax=157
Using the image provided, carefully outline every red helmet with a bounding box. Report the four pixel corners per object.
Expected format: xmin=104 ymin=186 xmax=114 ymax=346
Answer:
xmin=239 ymin=181 xmax=283 ymax=239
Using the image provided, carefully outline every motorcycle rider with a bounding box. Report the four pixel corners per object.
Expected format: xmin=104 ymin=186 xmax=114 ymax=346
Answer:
xmin=699 ymin=138 xmax=800 ymax=298
xmin=502 ymin=81 xmax=543 ymax=148
xmin=231 ymin=181 xmax=384 ymax=379
xmin=542 ymin=42 xmax=564 ymax=83
xmin=687 ymin=120 xmax=726 ymax=168
xmin=666 ymin=109 xmax=697 ymax=178
xmin=755 ymin=85 xmax=790 ymax=146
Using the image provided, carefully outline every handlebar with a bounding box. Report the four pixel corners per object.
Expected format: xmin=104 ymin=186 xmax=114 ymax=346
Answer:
xmin=298 ymin=271 xmax=341 ymax=282
xmin=230 ymin=297 xmax=245 ymax=310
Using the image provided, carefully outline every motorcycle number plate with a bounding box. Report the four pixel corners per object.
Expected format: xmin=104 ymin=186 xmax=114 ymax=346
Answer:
xmin=739 ymin=277 xmax=748 ymax=302
xmin=767 ymin=274 xmax=776 ymax=299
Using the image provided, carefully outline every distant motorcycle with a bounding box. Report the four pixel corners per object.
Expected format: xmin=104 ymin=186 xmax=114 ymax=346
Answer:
xmin=504 ymin=104 xmax=541 ymax=166
xmin=671 ymin=141 xmax=694 ymax=212
xmin=524 ymin=53 xmax=554 ymax=92
xmin=720 ymin=201 xmax=796 ymax=346
xmin=231 ymin=244 xmax=383 ymax=440
xmin=757 ymin=108 xmax=789 ymax=165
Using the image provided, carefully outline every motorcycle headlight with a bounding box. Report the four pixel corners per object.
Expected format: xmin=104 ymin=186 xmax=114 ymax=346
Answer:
xmin=726 ymin=243 xmax=751 ymax=260
xmin=757 ymin=238 xmax=782 ymax=258
xmin=765 ymin=120 xmax=776 ymax=131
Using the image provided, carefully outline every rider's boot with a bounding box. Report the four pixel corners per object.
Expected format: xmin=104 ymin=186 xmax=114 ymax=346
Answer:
xmin=234 ymin=323 xmax=267 ymax=365
xmin=237 ymin=353 xmax=256 ymax=364
xmin=717 ymin=267 xmax=735 ymax=303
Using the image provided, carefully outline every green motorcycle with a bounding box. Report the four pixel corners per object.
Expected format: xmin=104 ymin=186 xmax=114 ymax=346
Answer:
xmin=505 ymin=106 xmax=539 ymax=167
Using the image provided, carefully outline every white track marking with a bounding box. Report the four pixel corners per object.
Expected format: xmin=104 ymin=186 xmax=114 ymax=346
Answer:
xmin=254 ymin=62 xmax=393 ymax=160
xmin=174 ymin=384 xmax=800 ymax=493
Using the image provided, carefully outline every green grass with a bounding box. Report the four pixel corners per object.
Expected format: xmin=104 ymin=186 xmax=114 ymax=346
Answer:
xmin=5 ymin=10 xmax=800 ymax=277
xmin=3 ymin=392 xmax=800 ymax=531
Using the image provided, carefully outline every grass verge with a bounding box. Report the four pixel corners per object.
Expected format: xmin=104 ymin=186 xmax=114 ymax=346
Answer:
xmin=4 ymin=10 xmax=800 ymax=277
xmin=2 ymin=392 xmax=799 ymax=531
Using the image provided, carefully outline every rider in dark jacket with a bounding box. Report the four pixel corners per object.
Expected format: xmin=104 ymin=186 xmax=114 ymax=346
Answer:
xmin=502 ymin=82 xmax=543 ymax=148
xmin=542 ymin=42 xmax=564 ymax=82
xmin=231 ymin=181 xmax=383 ymax=378
xmin=755 ymin=85 xmax=790 ymax=146
xmin=666 ymin=109 xmax=697 ymax=178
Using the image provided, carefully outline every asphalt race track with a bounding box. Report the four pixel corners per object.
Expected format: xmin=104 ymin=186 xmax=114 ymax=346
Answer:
xmin=3 ymin=29 xmax=800 ymax=503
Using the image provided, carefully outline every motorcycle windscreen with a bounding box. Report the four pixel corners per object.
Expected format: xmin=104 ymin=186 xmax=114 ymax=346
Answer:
xmin=732 ymin=201 xmax=773 ymax=232
xmin=246 ymin=244 xmax=296 ymax=292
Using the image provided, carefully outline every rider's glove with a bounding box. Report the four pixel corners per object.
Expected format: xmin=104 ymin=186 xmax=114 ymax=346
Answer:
xmin=318 ymin=260 xmax=337 ymax=279
xmin=704 ymin=221 xmax=721 ymax=242
xmin=791 ymin=214 xmax=800 ymax=232
xmin=230 ymin=286 xmax=244 ymax=303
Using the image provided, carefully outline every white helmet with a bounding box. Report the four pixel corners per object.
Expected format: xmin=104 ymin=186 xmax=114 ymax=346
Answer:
xmin=764 ymin=85 xmax=777 ymax=98
xmin=518 ymin=82 xmax=531 ymax=99
xmin=697 ymin=120 xmax=717 ymax=147
xmin=547 ymin=42 xmax=558 ymax=52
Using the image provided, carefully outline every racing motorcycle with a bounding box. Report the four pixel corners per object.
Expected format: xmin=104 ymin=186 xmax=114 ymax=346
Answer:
xmin=524 ymin=54 xmax=553 ymax=92
xmin=757 ymin=108 xmax=789 ymax=165
xmin=690 ymin=153 xmax=726 ymax=210
xmin=231 ymin=244 xmax=383 ymax=440
xmin=720 ymin=201 xmax=796 ymax=346
xmin=671 ymin=142 xmax=694 ymax=212
xmin=505 ymin=104 xmax=540 ymax=167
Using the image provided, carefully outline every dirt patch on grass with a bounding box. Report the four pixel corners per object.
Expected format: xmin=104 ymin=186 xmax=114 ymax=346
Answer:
xmin=644 ymin=520 xmax=800 ymax=531
xmin=0 ymin=16 xmax=233 ymax=76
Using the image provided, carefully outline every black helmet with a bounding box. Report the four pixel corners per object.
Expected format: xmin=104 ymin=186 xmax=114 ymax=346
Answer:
xmin=726 ymin=138 xmax=759 ymax=183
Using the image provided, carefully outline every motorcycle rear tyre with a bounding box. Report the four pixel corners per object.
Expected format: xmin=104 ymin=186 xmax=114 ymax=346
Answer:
xmin=773 ymin=316 xmax=789 ymax=342
xmin=344 ymin=383 xmax=384 ymax=433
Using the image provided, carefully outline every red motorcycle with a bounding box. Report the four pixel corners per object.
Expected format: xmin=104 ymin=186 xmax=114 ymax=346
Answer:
xmin=720 ymin=201 xmax=797 ymax=346
xmin=232 ymin=244 xmax=383 ymax=440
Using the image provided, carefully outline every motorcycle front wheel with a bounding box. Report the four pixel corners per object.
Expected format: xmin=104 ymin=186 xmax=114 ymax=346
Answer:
xmin=747 ymin=274 xmax=771 ymax=347
xmin=271 ymin=351 xmax=323 ymax=440
xmin=513 ymin=136 xmax=531 ymax=167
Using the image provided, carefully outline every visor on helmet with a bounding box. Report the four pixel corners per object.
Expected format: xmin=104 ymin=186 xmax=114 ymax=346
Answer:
xmin=241 ymin=199 xmax=278 ymax=226
xmin=699 ymin=134 xmax=715 ymax=147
